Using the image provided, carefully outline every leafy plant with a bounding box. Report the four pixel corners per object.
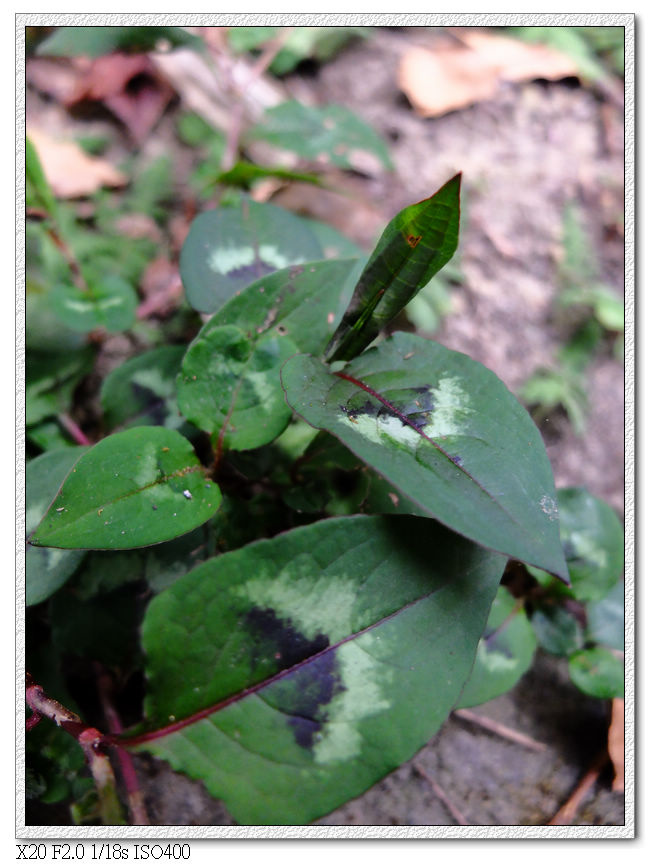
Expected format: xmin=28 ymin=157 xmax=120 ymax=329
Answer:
xmin=521 ymin=202 xmax=623 ymax=434
xmin=508 ymin=26 xmax=625 ymax=81
xmin=26 ymin=162 xmax=627 ymax=828
xmin=524 ymin=487 xmax=624 ymax=699
xmin=226 ymin=26 xmax=369 ymax=76
xmin=247 ymin=100 xmax=393 ymax=173
xmin=36 ymin=25 xmax=203 ymax=58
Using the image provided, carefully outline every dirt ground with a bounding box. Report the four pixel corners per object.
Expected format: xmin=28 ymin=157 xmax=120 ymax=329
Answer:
xmin=25 ymin=25 xmax=626 ymax=828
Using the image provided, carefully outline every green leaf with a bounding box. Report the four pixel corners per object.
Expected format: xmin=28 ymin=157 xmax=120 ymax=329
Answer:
xmin=37 ymin=26 xmax=202 ymax=57
xmin=26 ymin=717 xmax=88 ymax=807
xmin=592 ymin=287 xmax=625 ymax=331
xmin=27 ymin=421 xmax=78 ymax=453
xmin=26 ymin=448 xmax=88 ymax=605
xmin=51 ymin=276 xmax=138 ymax=333
xmin=528 ymin=488 xmax=624 ymax=602
xmin=179 ymin=200 xmax=324 ymax=314
xmin=26 ymin=348 xmax=95 ymax=427
xmin=144 ymin=526 xmax=215 ymax=594
xmin=100 ymin=346 xmax=188 ymax=432
xmin=122 ymin=155 xmax=176 ymax=225
xmin=324 ymin=174 xmax=461 ymax=362
xmin=134 ymin=514 xmax=506 ymax=824
xmin=520 ymin=365 xmax=589 ymax=435
xmin=227 ymin=26 xmax=368 ymax=76
xmin=404 ymin=273 xmax=456 ymax=334
xmin=568 ymin=647 xmax=624 ymax=699
xmin=270 ymin=27 xmax=368 ymax=76
xmin=282 ymin=432 xmax=421 ymax=518
xmin=214 ymin=161 xmax=321 ymax=190
xmin=176 ymin=112 xmax=222 ymax=148
xmin=509 ymin=27 xmax=606 ymax=81
xmin=298 ymin=217 xmax=364 ymax=260
xmin=26 ymin=137 xmax=57 ymax=216
xmin=178 ymin=324 xmax=299 ymax=450
xmin=456 ymin=587 xmax=537 ymax=708
xmin=30 ymin=427 xmax=222 ymax=550
xmin=26 ymin=285 xmax=87 ymax=353
xmin=248 ymin=100 xmax=393 ymax=173
xmin=282 ymin=333 xmax=569 ymax=581
xmin=177 ymin=259 xmax=361 ymax=450
xmin=70 ymin=550 xmax=145 ymax=600
xmin=530 ymin=604 xmax=584 ymax=656
xmin=557 ymin=320 xmax=602 ymax=373
xmin=585 ymin=579 xmax=624 ymax=651
xmin=76 ymin=134 xmax=110 ymax=156
xmin=226 ymin=26 xmax=280 ymax=54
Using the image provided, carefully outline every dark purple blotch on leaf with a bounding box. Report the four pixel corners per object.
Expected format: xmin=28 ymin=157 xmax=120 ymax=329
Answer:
xmin=246 ymin=607 xmax=344 ymax=750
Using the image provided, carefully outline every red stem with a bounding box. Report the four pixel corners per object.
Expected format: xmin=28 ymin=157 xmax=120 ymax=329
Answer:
xmin=334 ymin=370 xmax=469 ymax=470
xmin=95 ymin=666 xmax=149 ymax=825
xmin=26 ymin=712 xmax=42 ymax=731
xmin=118 ymin=586 xmax=438 ymax=747
xmin=45 ymin=226 xmax=88 ymax=293
xmin=58 ymin=413 xmax=92 ymax=446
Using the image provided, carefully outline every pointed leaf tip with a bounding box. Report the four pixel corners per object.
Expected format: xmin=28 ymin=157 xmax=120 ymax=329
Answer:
xmin=324 ymin=173 xmax=462 ymax=362
xmin=283 ymin=335 xmax=569 ymax=581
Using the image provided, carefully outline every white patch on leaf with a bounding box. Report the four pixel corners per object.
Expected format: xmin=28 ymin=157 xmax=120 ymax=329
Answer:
xmin=207 ymin=246 xmax=255 ymax=275
xmin=234 ymin=559 xmax=359 ymax=640
xmin=258 ymin=245 xmax=303 ymax=270
xmin=474 ymin=638 xmax=518 ymax=673
xmin=423 ymin=376 xmax=472 ymax=438
xmin=207 ymin=244 xmax=303 ymax=275
xmin=313 ymin=640 xmax=391 ymax=765
xmin=340 ymin=376 xmax=472 ymax=449
xmin=132 ymin=443 xmax=160 ymax=487
xmin=539 ymin=494 xmax=559 ymax=521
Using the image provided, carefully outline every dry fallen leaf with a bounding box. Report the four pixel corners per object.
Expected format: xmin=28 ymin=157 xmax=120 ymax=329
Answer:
xmin=137 ymin=257 xmax=183 ymax=319
xmin=398 ymin=30 xmax=578 ymax=118
xmin=608 ymin=697 xmax=624 ymax=792
xmin=27 ymin=127 xmax=127 ymax=198
xmin=457 ymin=30 xmax=579 ymax=83
xmin=114 ymin=213 xmax=162 ymax=244
xmin=26 ymin=56 xmax=85 ymax=103
xmin=270 ymin=172 xmax=385 ymax=250
xmin=65 ymin=54 xmax=175 ymax=144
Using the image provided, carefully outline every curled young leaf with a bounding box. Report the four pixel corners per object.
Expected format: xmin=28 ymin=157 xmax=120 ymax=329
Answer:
xmin=324 ymin=173 xmax=461 ymax=362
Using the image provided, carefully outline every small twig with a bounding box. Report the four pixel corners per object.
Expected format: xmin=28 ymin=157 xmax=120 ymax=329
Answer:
xmin=26 ymin=712 xmax=42 ymax=732
xmin=45 ymin=224 xmax=88 ymax=293
xmin=414 ymin=762 xmax=470 ymax=825
xmin=221 ymin=103 xmax=245 ymax=173
xmin=58 ymin=413 xmax=92 ymax=446
xmin=95 ymin=665 xmax=149 ymax=826
xmin=548 ymin=749 xmax=609 ymax=825
xmin=249 ymin=29 xmax=292 ymax=80
xmin=453 ymin=708 xmax=548 ymax=752
xmin=136 ymin=273 xmax=183 ymax=320
xmin=25 ymin=673 xmax=126 ymax=825
xmin=209 ymin=28 xmax=292 ymax=175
